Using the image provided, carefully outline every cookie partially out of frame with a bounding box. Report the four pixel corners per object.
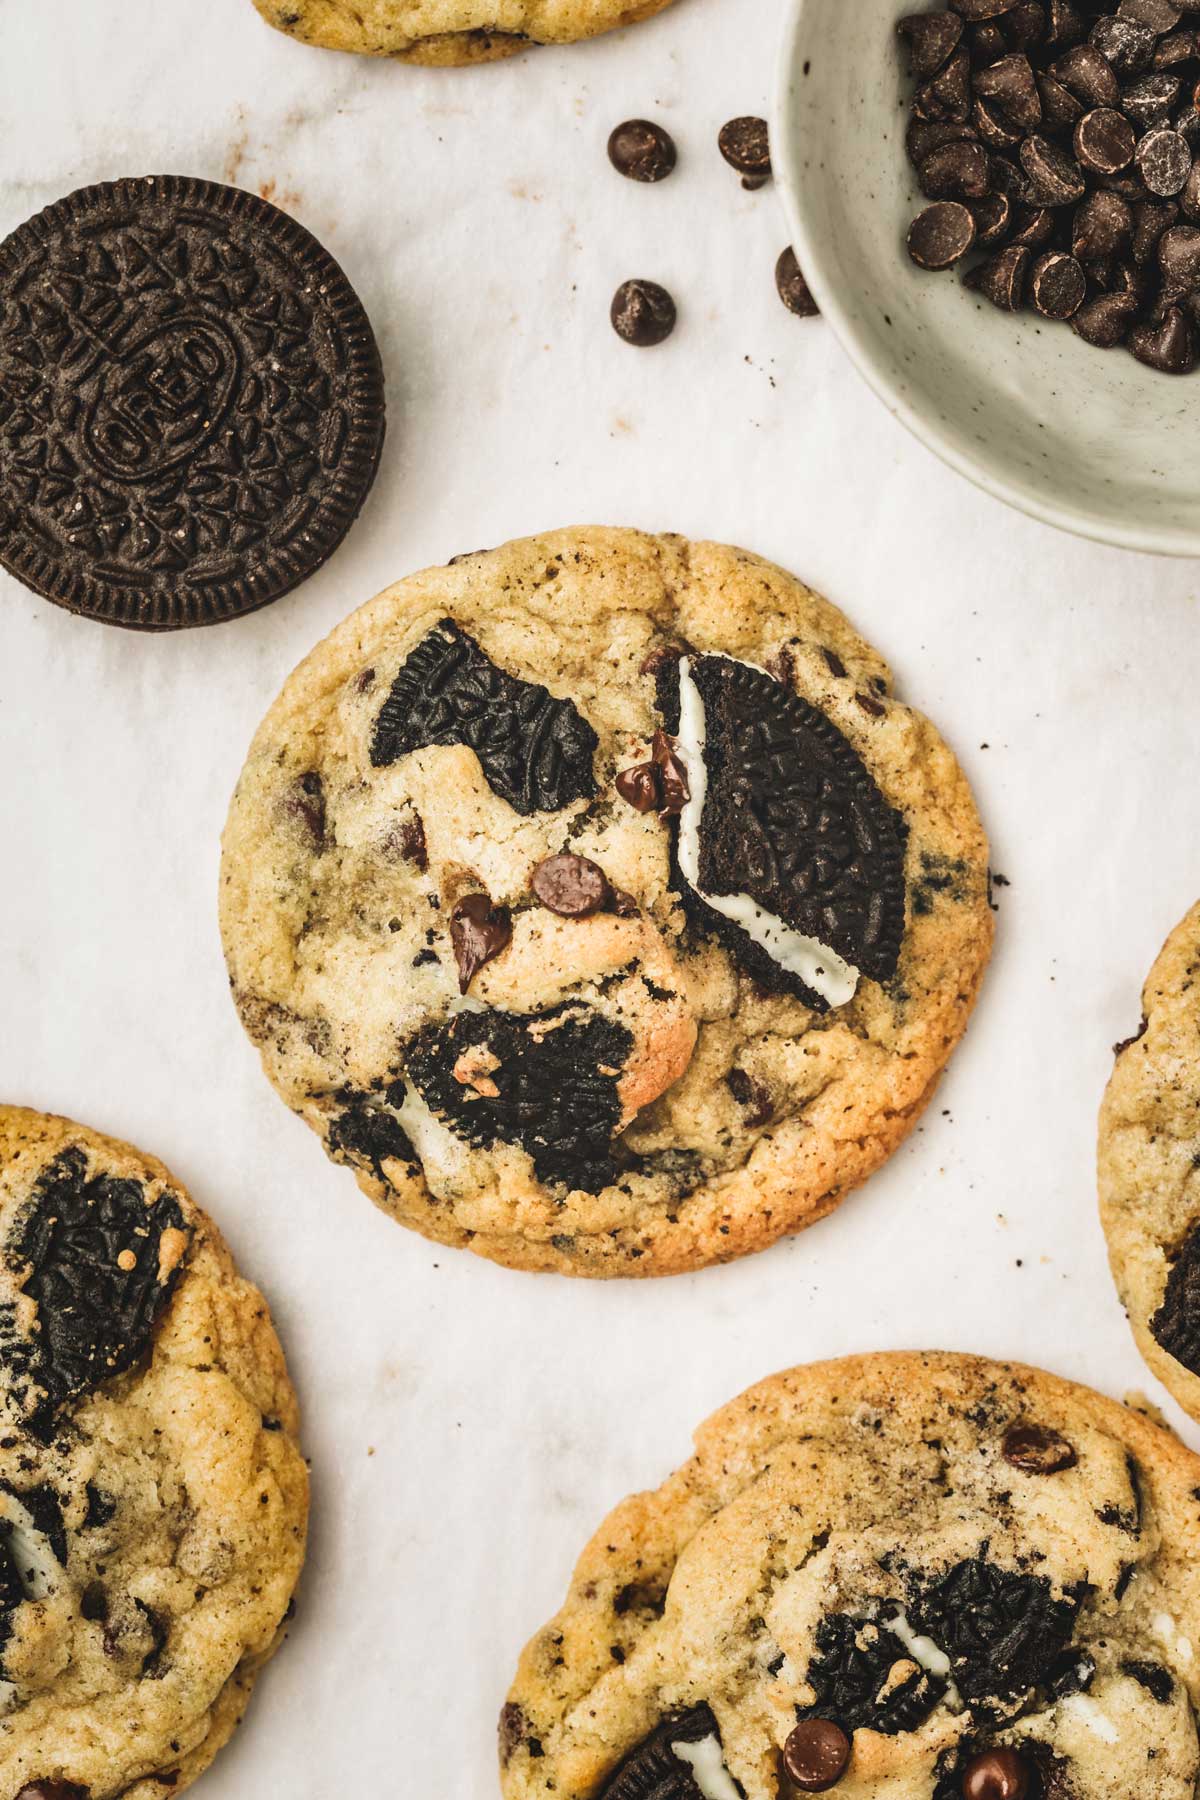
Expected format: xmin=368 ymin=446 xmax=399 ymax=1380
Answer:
xmin=250 ymin=0 xmax=677 ymax=64
xmin=1101 ymin=900 xmax=1200 ymax=1424
xmin=219 ymin=527 xmax=992 ymax=1278
xmin=0 ymin=1106 xmax=307 ymax=1799
xmin=502 ymin=1352 xmax=1200 ymax=1800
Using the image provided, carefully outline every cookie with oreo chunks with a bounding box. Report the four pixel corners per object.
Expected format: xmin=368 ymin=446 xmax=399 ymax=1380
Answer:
xmin=0 ymin=1106 xmax=307 ymax=1798
xmin=219 ymin=527 xmax=992 ymax=1277
xmin=249 ymin=0 xmax=677 ymax=64
xmin=501 ymin=1353 xmax=1200 ymax=1800
xmin=0 ymin=176 xmax=384 ymax=630
xmin=1100 ymin=899 xmax=1200 ymax=1424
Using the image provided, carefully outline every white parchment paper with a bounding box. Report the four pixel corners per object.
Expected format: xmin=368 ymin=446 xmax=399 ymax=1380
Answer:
xmin=2 ymin=0 xmax=1200 ymax=1791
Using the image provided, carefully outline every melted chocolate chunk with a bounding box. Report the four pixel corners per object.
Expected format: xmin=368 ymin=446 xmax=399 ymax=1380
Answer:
xmin=404 ymin=1007 xmax=634 ymax=1194
xmin=0 ymin=1149 xmax=190 ymax=1432
xmin=531 ymin=853 xmax=611 ymax=917
xmin=660 ymin=656 xmax=907 ymax=1006
xmin=597 ymin=1705 xmax=723 ymax=1800
xmin=370 ymin=620 xmax=598 ymax=815
xmin=1121 ymin=1659 xmax=1175 ymax=1702
xmin=1002 ymin=1422 xmax=1078 ymax=1473
xmin=1151 ymin=1221 xmax=1200 ymax=1373
xmin=326 ymin=1089 xmax=416 ymax=1180
xmin=450 ymin=893 xmax=513 ymax=993
xmin=798 ymin=1557 xmax=1085 ymax=1738
xmin=84 ymin=1483 xmax=116 ymax=1529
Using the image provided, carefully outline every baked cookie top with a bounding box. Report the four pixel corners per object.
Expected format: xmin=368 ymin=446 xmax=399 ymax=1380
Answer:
xmin=0 ymin=1106 xmax=307 ymax=1800
xmin=219 ymin=527 xmax=993 ymax=1277
xmin=1101 ymin=900 xmax=1200 ymax=1424
xmin=249 ymin=0 xmax=676 ymax=64
xmin=502 ymin=1352 xmax=1200 ymax=1800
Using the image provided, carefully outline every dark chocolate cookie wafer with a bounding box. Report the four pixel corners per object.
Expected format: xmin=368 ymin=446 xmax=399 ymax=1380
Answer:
xmin=0 ymin=176 xmax=385 ymax=629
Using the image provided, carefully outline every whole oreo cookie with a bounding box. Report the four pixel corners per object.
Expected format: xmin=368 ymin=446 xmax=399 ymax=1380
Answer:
xmin=221 ymin=528 xmax=992 ymax=1277
xmin=1100 ymin=899 xmax=1200 ymax=1424
xmin=0 ymin=1106 xmax=307 ymax=1798
xmin=501 ymin=1353 xmax=1200 ymax=1800
xmin=0 ymin=176 xmax=384 ymax=629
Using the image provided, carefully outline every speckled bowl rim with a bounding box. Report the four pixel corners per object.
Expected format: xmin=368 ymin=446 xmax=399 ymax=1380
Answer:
xmin=772 ymin=0 xmax=1200 ymax=560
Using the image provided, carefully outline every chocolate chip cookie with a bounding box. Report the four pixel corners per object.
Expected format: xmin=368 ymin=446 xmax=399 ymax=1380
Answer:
xmin=1100 ymin=899 xmax=1200 ymax=1424
xmin=502 ymin=1352 xmax=1200 ymax=1799
xmin=219 ymin=528 xmax=992 ymax=1277
xmin=249 ymin=0 xmax=677 ymax=64
xmin=0 ymin=1106 xmax=308 ymax=1798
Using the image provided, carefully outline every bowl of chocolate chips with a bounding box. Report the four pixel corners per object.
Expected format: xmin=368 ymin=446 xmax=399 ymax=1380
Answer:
xmin=776 ymin=0 xmax=1200 ymax=553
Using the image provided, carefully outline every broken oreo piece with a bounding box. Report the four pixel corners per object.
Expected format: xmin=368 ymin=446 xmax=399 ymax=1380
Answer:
xmin=0 ymin=176 xmax=385 ymax=630
xmin=0 ymin=1148 xmax=191 ymax=1432
xmin=404 ymin=1007 xmax=634 ymax=1194
xmin=660 ymin=655 xmax=906 ymax=1009
xmin=1150 ymin=1220 xmax=1200 ymax=1373
xmin=597 ymin=1705 xmax=729 ymax=1800
xmin=370 ymin=620 xmax=599 ymax=815
xmin=326 ymin=1089 xmax=417 ymax=1179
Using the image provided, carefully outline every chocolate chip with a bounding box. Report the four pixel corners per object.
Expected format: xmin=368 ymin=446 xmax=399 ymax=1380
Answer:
xmin=726 ymin=1068 xmax=775 ymax=1126
xmin=974 ymin=20 xmax=1011 ymax=59
xmin=916 ymin=45 xmax=974 ymax=119
xmin=960 ymin=1748 xmax=1033 ymax=1800
xmin=951 ymin=0 xmax=1022 ymax=17
xmin=1052 ymin=42 xmax=1121 ymax=102
xmin=1046 ymin=0 xmax=1086 ymax=45
xmin=908 ymin=114 xmax=979 ymax=161
xmin=921 ymin=136 xmax=994 ymax=195
xmin=898 ymin=10 xmax=966 ymax=75
xmin=1158 ymin=218 xmax=1200 ymax=286
xmin=974 ymin=93 xmax=1026 ymax=145
xmin=968 ymin=242 xmax=1032 ymax=304
xmin=1003 ymin=1422 xmax=1079 ymax=1471
xmin=1010 ymin=201 xmax=1056 ymax=243
xmin=610 ymin=887 xmax=640 ymax=917
xmin=1122 ymin=69 xmax=1182 ymax=126
xmin=1029 ymin=248 xmax=1087 ymax=311
xmin=449 ymin=894 xmax=512 ymax=993
xmin=719 ymin=116 xmax=772 ymax=185
xmin=1129 ymin=300 xmax=1196 ymax=365
xmin=1133 ymin=196 xmax=1180 ymax=260
xmin=1091 ymin=13 xmax=1158 ymax=72
xmin=1155 ymin=25 xmax=1199 ymax=64
xmin=1181 ymin=158 xmax=1200 ymax=216
xmin=397 ymin=811 xmax=428 ymax=871
xmin=783 ymin=1719 xmax=851 ymax=1792
xmin=910 ymin=200 xmax=980 ymax=265
xmin=651 ymin=728 xmax=690 ymax=815
xmin=1137 ymin=123 xmax=1194 ymax=191
xmin=1072 ymin=288 xmax=1139 ymax=340
xmin=777 ymin=247 xmax=821 ymax=315
xmin=611 ymin=279 xmax=677 ymax=346
xmin=1020 ymin=132 xmax=1088 ymax=201
xmin=616 ymin=761 xmax=662 ymax=813
xmin=531 ymin=854 xmax=611 ymax=918
xmin=976 ymin=52 xmax=1045 ymax=126
xmin=1038 ymin=69 xmax=1086 ymax=126
xmin=1074 ymin=105 xmax=1136 ymax=171
xmin=1003 ymin=2 xmax=1049 ymax=51
xmin=607 ymin=119 xmax=677 ymax=183
xmin=1120 ymin=0 xmax=1183 ymax=30
xmin=1072 ymin=187 xmax=1134 ymax=256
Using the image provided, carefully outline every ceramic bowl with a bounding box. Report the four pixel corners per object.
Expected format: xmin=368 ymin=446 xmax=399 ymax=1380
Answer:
xmin=773 ymin=0 xmax=1200 ymax=557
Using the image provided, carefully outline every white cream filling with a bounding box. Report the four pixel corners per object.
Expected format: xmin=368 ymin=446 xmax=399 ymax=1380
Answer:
xmin=674 ymin=658 xmax=860 ymax=1009
xmin=396 ymin=1084 xmax=470 ymax=1177
xmin=2 ymin=1501 xmax=61 ymax=1604
xmin=1153 ymin=1611 xmax=1194 ymax=1665
xmin=885 ymin=1609 xmax=963 ymax=1711
xmin=1061 ymin=1693 xmax=1120 ymax=1744
xmin=670 ymin=1735 xmax=742 ymax=1800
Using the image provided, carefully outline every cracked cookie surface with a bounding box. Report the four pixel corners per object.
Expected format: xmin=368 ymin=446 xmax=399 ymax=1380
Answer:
xmin=219 ymin=526 xmax=992 ymax=1277
xmin=502 ymin=1352 xmax=1200 ymax=1799
xmin=1100 ymin=900 xmax=1200 ymax=1424
xmin=0 ymin=1106 xmax=307 ymax=1799
xmin=248 ymin=0 xmax=677 ymax=64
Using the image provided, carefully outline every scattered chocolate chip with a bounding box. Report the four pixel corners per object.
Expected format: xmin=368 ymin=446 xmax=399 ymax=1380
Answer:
xmin=1092 ymin=13 xmax=1158 ymax=75
xmin=1074 ymin=103 xmax=1136 ymax=168
xmin=908 ymin=114 xmax=979 ymax=161
xmin=910 ymin=199 xmax=980 ymax=264
xmin=1181 ymin=157 xmax=1200 ymax=214
xmin=952 ymin=0 xmax=1023 ymax=19
xmin=1010 ymin=201 xmax=1057 ymax=243
xmin=1020 ymin=131 xmax=1088 ymax=200
xmin=611 ymin=278 xmax=677 ymax=346
xmin=449 ymin=894 xmax=513 ymax=993
xmin=901 ymin=9 xmax=967 ymax=76
xmin=921 ymin=136 xmax=994 ymax=194
xmin=371 ymin=619 xmax=598 ymax=816
xmin=1156 ymin=25 xmax=1199 ymax=66
xmin=1004 ymin=2 xmax=1049 ymax=52
xmin=960 ymin=1747 xmax=1033 ymax=1800
xmin=1121 ymin=0 xmax=1183 ymax=32
xmin=1157 ymin=217 xmax=1200 ymax=284
xmin=1122 ymin=68 xmax=1182 ymax=126
xmin=1138 ymin=122 xmax=1194 ymax=189
xmin=783 ymin=1719 xmax=852 ymax=1793
xmin=719 ymin=115 xmax=773 ymax=187
xmin=1038 ymin=69 xmax=1086 ymax=125
xmin=916 ymin=45 xmax=975 ymax=119
xmin=607 ymin=119 xmax=677 ymax=183
xmin=1053 ymin=42 xmax=1121 ymax=103
xmin=975 ymin=92 xmax=1026 ymax=144
xmin=1072 ymin=187 xmax=1133 ymax=255
xmin=1129 ymin=299 xmax=1196 ymax=365
xmin=1073 ymin=288 xmax=1139 ymax=339
xmin=531 ymin=853 xmax=611 ymax=917
xmin=1003 ymin=1422 xmax=1079 ymax=1472
xmin=651 ymin=727 xmax=690 ymax=816
xmin=777 ymin=246 xmax=821 ymax=315
xmin=968 ymin=242 xmax=1032 ymax=304
xmin=974 ymin=189 xmax=1016 ymax=239
xmin=1030 ymin=248 xmax=1087 ymax=311
xmin=976 ymin=52 xmax=1045 ymax=126
xmin=610 ymin=886 xmax=640 ymax=917
xmin=616 ymin=760 xmax=662 ymax=813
